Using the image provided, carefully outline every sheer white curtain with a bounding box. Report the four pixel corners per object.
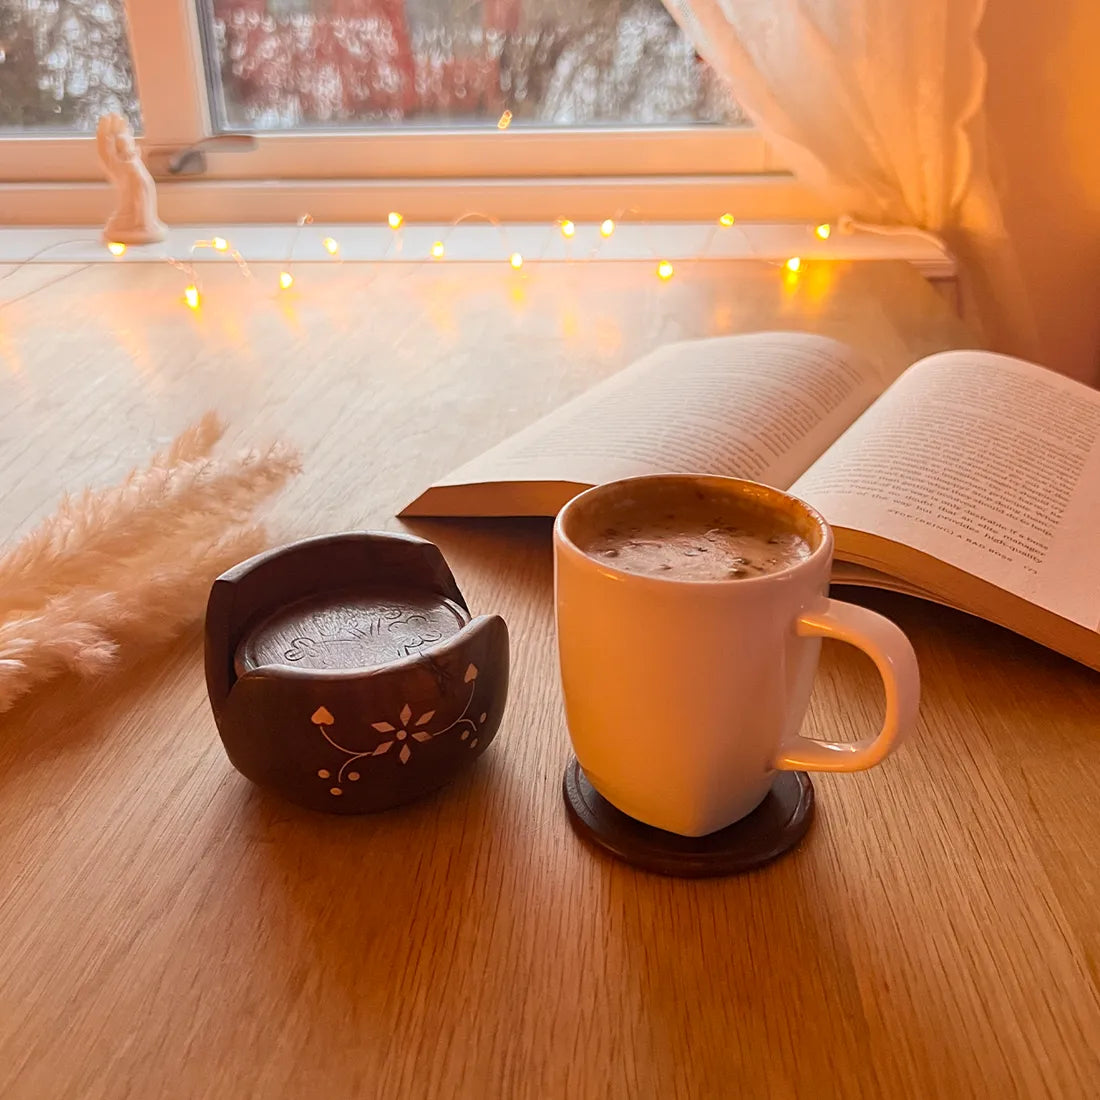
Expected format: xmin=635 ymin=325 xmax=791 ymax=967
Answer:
xmin=665 ymin=0 xmax=1032 ymax=352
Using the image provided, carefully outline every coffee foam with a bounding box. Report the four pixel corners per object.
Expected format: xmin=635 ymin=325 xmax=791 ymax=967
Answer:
xmin=563 ymin=478 xmax=821 ymax=582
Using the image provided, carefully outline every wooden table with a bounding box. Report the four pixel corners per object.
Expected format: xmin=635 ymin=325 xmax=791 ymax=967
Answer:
xmin=1 ymin=259 xmax=1097 ymax=1098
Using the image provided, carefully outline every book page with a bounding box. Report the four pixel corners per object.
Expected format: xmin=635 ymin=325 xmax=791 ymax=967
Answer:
xmin=793 ymin=351 xmax=1100 ymax=630
xmin=403 ymin=333 xmax=882 ymax=515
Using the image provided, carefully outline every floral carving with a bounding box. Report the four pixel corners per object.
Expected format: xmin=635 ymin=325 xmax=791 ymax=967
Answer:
xmin=370 ymin=702 xmax=436 ymax=765
xmin=309 ymin=664 xmax=485 ymax=795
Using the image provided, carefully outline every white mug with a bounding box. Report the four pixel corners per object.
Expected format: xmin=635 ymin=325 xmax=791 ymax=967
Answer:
xmin=553 ymin=475 xmax=920 ymax=837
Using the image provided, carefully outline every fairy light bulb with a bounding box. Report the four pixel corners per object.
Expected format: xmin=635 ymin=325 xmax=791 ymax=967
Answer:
xmin=388 ymin=212 xmax=404 ymax=230
xmin=431 ymin=241 xmax=445 ymax=260
xmin=785 ymin=256 xmax=802 ymax=273
xmin=323 ymin=236 xmax=339 ymax=255
xmin=718 ymin=213 xmax=735 ymax=228
xmin=278 ymin=270 xmax=294 ymax=290
xmin=560 ymin=219 xmax=576 ymax=239
xmin=212 ymin=236 xmax=229 ymax=252
xmin=600 ymin=218 xmax=615 ymax=238
xmin=497 ymin=110 xmax=513 ymax=130
xmin=184 ymin=284 xmax=200 ymax=309
xmin=106 ymin=241 xmax=126 ymax=257
xmin=656 ymin=260 xmax=674 ymax=281
xmin=509 ymin=252 xmax=524 ymax=269
xmin=814 ymin=223 xmax=831 ymax=240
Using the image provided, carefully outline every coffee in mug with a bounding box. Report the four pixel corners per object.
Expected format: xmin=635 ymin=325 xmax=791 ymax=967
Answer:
xmin=575 ymin=484 xmax=813 ymax=581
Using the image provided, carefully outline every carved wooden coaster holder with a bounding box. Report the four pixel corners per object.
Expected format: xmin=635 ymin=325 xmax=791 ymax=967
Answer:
xmin=204 ymin=532 xmax=509 ymax=813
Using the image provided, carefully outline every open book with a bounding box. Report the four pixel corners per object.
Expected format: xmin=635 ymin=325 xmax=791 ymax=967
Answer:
xmin=403 ymin=333 xmax=1100 ymax=671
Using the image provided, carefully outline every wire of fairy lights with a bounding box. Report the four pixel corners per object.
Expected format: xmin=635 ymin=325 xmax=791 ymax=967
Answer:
xmin=0 ymin=214 xmax=844 ymax=310
xmin=171 ymin=209 xmax=779 ymax=308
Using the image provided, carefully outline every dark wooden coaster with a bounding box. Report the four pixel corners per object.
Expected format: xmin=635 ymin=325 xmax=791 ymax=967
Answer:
xmin=234 ymin=586 xmax=470 ymax=675
xmin=563 ymin=758 xmax=814 ymax=878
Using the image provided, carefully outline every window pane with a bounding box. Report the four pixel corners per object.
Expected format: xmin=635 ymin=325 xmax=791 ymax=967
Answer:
xmin=0 ymin=0 xmax=140 ymax=131
xmin=201 ymin=0 xmax=743 ymax=130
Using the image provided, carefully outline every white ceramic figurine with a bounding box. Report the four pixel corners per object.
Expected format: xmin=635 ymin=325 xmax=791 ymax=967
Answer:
xmin=96 ymin=114 xmax=167 ymax=245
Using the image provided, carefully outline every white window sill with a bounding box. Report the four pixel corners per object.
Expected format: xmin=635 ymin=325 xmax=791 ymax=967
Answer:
xmin=0 ymin=222 xmax=955 ymax=281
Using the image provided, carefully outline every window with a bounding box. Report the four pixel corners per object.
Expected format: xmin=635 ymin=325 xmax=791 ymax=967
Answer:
xmin=199 ymin=0 xmax=741 ymax=131
xmin=0 ymin=1 xmax=809 ymax=222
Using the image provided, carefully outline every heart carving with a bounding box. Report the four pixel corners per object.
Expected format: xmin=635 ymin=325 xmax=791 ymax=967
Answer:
xmin=311 ymin=706 xmax=335 ymax=726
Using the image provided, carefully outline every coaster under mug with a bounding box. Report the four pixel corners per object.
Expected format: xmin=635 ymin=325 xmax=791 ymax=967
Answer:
xmin=562 ymin=758 xmax=814 ymax=878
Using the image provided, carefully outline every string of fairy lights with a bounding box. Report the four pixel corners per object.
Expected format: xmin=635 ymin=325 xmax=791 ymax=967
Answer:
xmin=1 ymin=210 xmax=855 ymax=311
xmin=96 ymin=212 xmax=839 ymax=310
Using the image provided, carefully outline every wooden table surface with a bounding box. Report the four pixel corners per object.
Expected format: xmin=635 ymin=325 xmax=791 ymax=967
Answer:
xmin=1 ymin=259 xmax=1098 ymax=1099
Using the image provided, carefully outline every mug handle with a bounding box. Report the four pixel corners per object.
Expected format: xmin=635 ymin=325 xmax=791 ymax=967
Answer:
xmin=775 ymin=598 xmax=920 ymax=772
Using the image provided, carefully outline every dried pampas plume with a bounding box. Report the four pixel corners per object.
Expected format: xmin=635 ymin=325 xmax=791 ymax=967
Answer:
xmin=0 ymin=414 xmax=300 ymax=713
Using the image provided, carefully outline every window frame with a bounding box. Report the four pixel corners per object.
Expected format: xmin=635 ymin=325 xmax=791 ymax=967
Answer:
xmin=0 ymin=0 xmax=821 ymax=223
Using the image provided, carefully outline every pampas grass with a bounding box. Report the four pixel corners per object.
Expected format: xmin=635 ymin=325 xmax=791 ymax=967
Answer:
xmin=0 ymin=415 xmax=300 ymax=713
